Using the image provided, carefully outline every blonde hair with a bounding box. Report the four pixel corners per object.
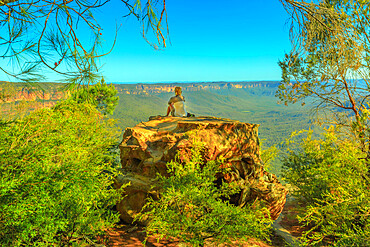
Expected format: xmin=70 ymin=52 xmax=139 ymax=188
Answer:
xmin=175 ymin=86 xmax=182 ymax=95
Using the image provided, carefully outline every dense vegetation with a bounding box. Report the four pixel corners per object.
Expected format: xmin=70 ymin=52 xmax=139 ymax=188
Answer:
xmin=277 ymin=1 xmax=370 ymax=244
xmin=71 ymin=79 xmax=119 ymax=116
xmin=0 ymin=83 xmax=283 ymax=246
xmin=2 ymin=0 xmax=370 ymax=245
xmin=3 ymin=78 xmax=369 ymax=247
xmin=282 ymin=128 xmax=370 ymax=246
xmin=0 ymin=99 xmax=123 ymax=246
xmin=140 ymin=135 xmax=273 ymax=246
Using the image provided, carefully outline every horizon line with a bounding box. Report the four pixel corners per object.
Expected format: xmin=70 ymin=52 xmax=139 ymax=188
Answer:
xmin=112 ymin=79 xmax=282 ymax=85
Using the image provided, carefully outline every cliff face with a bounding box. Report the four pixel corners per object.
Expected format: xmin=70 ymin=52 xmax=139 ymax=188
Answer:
xmin=115 ymin=81 xmax=279 ymax=95
xmin=1 ymin=81 xmax=278 ymax=98
xmin=0 ymin=87 xmax=68 ymax=103
xmin=0 ymin=84 xmax=70 ymax=116
xmin=116 ymin=116 xmax=288 ymax=224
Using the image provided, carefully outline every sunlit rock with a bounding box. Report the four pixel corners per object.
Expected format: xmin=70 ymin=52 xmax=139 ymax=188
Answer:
xmin=116 ymin=116 xmax=288 ymax=224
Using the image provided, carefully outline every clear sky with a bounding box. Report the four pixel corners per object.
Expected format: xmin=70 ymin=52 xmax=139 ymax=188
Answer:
xmin=0 ymin=0 xmax=292 ymax=83
xmin=96 ymin=0 xmax=292 ymax=83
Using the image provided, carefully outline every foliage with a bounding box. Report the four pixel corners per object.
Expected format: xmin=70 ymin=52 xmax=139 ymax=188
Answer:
xmin=0 ymin=100 xmax=124 ymax=246
xmin=278 ymin=3 xmax=370 ymax=242
xmin=282 ymin=127 xmax=370 ymax=246
xmin=0 ymin=81 xmax=17 ymax=102
xmin=0 ymin=0 xmax=168 ymax=84
xmin=71 ymin=78 xmax=119 ymax=115
xmin=277 ymin=0 xmax=370 ymax=150
xmin=139 ymin=137 xmax=272 ymax=247
xmin=260 ymin=141 xmax=279 ymax=173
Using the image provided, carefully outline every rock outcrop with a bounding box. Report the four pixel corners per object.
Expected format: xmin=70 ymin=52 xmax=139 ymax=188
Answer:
xmin=116 ymin=116 xmax=288 ymax=224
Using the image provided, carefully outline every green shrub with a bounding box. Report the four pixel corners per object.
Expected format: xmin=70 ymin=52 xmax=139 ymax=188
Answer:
xmin=260 ymin=141 xmax=279 ymax=174
xmin=282 ymin=128 xmax=370 ymax=246
xmin=70 ymin=78 xmax=119 ymax=115
xmin=139 ymin=138 xmax=272 ymax=247
xmin=0 ymin=100 xmax=123 ymax=246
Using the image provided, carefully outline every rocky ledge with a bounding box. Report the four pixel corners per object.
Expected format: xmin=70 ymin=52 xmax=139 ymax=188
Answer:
xmin=115 ymin=116 xmax=288 ymax=223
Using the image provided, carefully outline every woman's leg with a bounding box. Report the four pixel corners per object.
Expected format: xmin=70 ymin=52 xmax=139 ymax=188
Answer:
xmin=166 ymin=104 xmax=174 ymax=116
xmin=166 ymin=105 xmax=171 ymax=116
xmin=167 ymin=103 xmax=175 ymax=116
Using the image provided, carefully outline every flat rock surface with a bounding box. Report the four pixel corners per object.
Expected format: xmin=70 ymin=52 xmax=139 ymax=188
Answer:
xmin=142 ymin=116 xmax=251 ymax=131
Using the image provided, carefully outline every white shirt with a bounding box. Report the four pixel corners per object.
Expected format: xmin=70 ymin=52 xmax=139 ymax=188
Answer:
xmin=173 ymin=101 xmax=187 ymax=117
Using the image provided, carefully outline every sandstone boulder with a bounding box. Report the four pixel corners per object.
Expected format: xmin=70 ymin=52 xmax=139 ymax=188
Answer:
xmin=116 ymin=116 xmax=288 ymax=223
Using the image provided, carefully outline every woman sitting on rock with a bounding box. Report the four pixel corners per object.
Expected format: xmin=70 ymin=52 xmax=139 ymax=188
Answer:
xmin=166 ymin=86 xmax=188 ymax=117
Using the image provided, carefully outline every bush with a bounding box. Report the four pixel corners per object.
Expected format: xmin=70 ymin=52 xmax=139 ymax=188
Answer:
xmin=282 ymin=128 xmax=370 ymax=246
xmin=70 ymin=78 xmax=119 ymax=115
xmin=0 ymin=100 xmax=123 ymax=246
xmin=260 ymin=142 xmax=279 ymax=174
xmin=139 ymin=138 xmax=272 ymax=247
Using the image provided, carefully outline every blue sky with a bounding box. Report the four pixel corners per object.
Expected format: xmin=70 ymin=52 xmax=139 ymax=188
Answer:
xmin=0 ymin=1 xmax=292 ymax=83
xmin=97 ymin=0 xmax=292 ymax=83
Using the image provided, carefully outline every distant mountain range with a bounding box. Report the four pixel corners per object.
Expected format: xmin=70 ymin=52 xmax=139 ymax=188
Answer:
xmin=115 ymin=81 xmax=280 ymax=95
xmin=1 ymin=81 xmax=279 ymax=101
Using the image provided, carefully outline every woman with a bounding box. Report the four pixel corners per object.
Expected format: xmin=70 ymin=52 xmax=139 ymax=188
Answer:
xmin=166 ymin=86 xmax=187 ymax=117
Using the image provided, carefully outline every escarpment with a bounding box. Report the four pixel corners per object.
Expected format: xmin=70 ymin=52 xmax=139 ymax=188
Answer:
xmin=115 ymin=116 xmax=288 ymax=224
